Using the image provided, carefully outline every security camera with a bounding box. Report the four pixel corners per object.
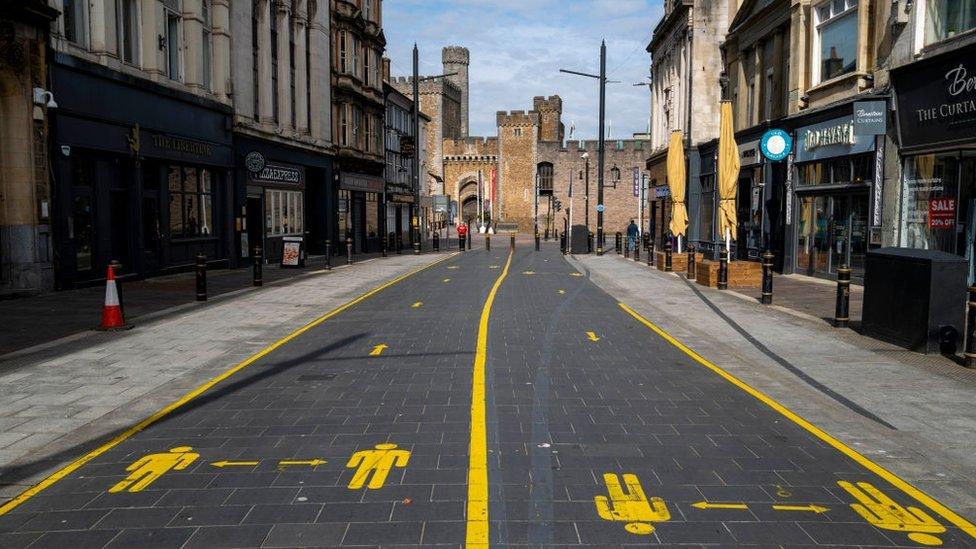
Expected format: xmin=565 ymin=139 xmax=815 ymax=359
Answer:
xmin=580 ymin=152 xmax=590 ymax=159
xmin=33 ymin=88 xmax=58 ymax=109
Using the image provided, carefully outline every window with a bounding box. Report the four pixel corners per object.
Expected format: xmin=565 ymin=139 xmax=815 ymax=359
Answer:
xmin=63 ymin=0 xmax=88 ymax=46
xmin=764 ymin=68 xmax=774 ymax=120
xmin=797 ymin=153 xmax=874 ymax=186
xmin=168 ymin=166 xmax=215 ymax=239
xmin=363 ymin=0 xmax=372 ymax=21
xmin=289 ymin=9 xmax=296 ymax=126
xmin=352 ymin=106 xmax=361 ymax=146
xmin=363 ymin=47 xmax=370 ymax=86
xmin=118 ymin=0 xmax=139 ymax=63
xmin=365 ymin=115 xmax=372 ymax=153
xmin=201 ymin=0 xmax=212 ymax=90
xmin=538 ymin=163 xmax=554 ymax=193
xmin=366 ymin=192 xmax=379 ymax=238
xmin=900 ymin=153 xmax=959 ymax=252
xmin=352 ymin=35 xmax=359 ymax=76
xmin=338 ymin=31 xmax=347 ymax=73
xmin=252 ymin=1 xmax=260 ymax=117
xmin=926 ymin=0 xmax=976 ymax=45
xmin=163 ymin=0 xmax=182 ymax=81
xmin=513 ymin=128 xmax=522 ymax=137
xmin=814 ymin=0 xmax=858 ymax=83
xmin=338 ymin=189 xmax=352 ymax=238
xmin=339 ymin=104 xmax=348 ymax=146
xmin=265 ymin=189 xmax=304 ymax=236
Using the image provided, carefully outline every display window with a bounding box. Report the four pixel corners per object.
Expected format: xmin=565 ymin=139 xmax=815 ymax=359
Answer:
xmin=168 ymin=165 xmax=215 ymax=239
xmin=265 ymin=189 xmax=303 ymax=236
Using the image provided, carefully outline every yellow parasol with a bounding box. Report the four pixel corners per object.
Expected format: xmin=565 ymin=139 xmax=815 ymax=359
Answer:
xmin=717 ymin=101 xmax=740 ymax=251
xmin=666 ymin=131 xmax=688 ymax=241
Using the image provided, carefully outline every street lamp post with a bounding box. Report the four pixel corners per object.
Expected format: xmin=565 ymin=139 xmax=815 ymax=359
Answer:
xmin=534 ymin=172 xmax=540 ymax=251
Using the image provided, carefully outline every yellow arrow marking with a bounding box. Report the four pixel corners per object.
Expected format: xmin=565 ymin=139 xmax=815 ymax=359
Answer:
xmin=772 ymin=504 xmax=829 ymax=514
xmin=489 ymin=265 xmax=499 ymax=269
xmin=522 ymin=271 xmax=536 ymax=275
xmin=691 ymin=501 xmax=749 ymax=510
xmin=570 ymin=272 xmax=583 ymax=277
xmin=369 ymin=344 xmax=388 ymax=356
xmin=210 ymin=460 xmax=260 ymax=468
xmin=586 ymin=331 xmax=600 ymax=342
xmin=443 ymin=278 xmax=451 ymax=282
xmin=412 ymin=302 xmax=423 ymax=308
xmin=278 ymin=459 xmax=327 ymax=468
xmin=447 ymin=266 xmax=459 ymax=270
xmin=558 ymin=289 xmax=566 ymax=295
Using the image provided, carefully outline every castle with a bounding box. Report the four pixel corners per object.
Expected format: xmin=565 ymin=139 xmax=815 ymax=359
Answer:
xmin=393 ymin=47 xmax=650 ymax=235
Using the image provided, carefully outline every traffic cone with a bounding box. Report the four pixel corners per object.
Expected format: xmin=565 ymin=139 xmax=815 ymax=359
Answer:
xmin=98 ymin=264 xmax=130 ymax=330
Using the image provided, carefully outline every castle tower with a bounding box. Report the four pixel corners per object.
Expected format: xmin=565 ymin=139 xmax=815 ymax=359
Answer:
xmin=442 ymin=46 xmax=470 ymax=138
xmin=533 ymin=96 xmax=564 ymax=143
xmin=496 ymin=110 xmax=539 ymax=230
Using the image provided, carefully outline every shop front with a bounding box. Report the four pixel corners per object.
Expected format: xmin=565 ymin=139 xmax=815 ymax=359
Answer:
xmin=235 ymin=137 xmax=334 ymax=264
xmin=645 ymin=149 xmax=670 ymax=248
xmin=338 ymin=172 xmax=384 ymax=254
xmin=386 ymin=194 xmax=414 ymax=252
xmin=892 ymin=42 xmax=976 ymax=283
xmin=788 ymin=113 xmax=879 ymax=281
xmin=50 ymin=56 xmax=234 ymax=289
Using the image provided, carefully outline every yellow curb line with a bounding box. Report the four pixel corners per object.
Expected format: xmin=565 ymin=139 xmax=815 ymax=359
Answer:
xmin=618 ymin=302 xmax=976 ymax=540
xmin=0 ymin=253 xmax=459 ymax=517
xmin=466 ymin=249 xmax=514 ymax=547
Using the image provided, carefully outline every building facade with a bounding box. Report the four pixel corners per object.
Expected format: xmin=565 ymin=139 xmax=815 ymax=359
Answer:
xmin=0 ymin=1 xmax=59 ymax=294
xmin=330 ymin=0 xmax=385 ymax=255
xmin=383 ymin=79 xmax=428 ymax=251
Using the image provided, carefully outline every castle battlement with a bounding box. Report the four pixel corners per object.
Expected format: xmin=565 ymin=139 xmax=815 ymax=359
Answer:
xmin=496 ymin=110 xmax=539 ymax=127
xmin=390 ymin=75 xmax=462 ymax=99
xmin=533 ymin=95 xmax=563 ymax=112
xmin=442 ymin=45 xmax=470 ymax=66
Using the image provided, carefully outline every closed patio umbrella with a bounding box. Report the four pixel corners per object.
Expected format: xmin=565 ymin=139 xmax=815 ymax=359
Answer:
xmin=717 ymin=101 xmax=740 ymax=254
xmin=666 ymin=131 xmax=688 ymax=252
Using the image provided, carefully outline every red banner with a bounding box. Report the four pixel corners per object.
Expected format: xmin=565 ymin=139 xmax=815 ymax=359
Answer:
xmin=928 ymin=198 xmax=956 ymax=229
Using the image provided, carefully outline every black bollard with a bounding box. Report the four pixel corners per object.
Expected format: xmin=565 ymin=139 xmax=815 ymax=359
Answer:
xmin=624 ymin=238 xmax=630 ymax=258
xmin=535 ymin=232 xmax=540 ymax=251
xmin=615 ymin=232 xmax=622 ymax=254
xmin=664 ymin=239 xmax=673 ymax=272
xmin=718 ymin=249 xmax=729 ymax=290
xmin=545 ymin=228 xmax=549 ymax=241
xmin=253 ymin=246 xmax=264 ymax=286
xmin=467 ymin=230 xmax=472 ymax=251
xmin=195 ymin=253 xmax=207 ymax=302
xmin=647 ymin=239 xmax=654 ymax=266
xmin=965 ymin=286 xmax=976 ymax=368
xmin=381 ymin=233 xmax=388 ymax=258
xmin=510 ymin=234 xmax=515 ymax=250
xmin=835 ymin=265 xmax=851 ymax=328
xmin=597 ymin=228 xmax=604 ymax=256
xmin=559 ymin=232 xmax=565 ymax=253
xmin=413 ymin=230 xmax=421 ymax=255
xmin=761 ymin=251 xmax=774 ymax=304
xmin=396 ymin=232 xmax=403 ymax=255
xmin=324 ymin=240 xmax=332 ymax=271
xmin=433 ymin=232 xmax=440 ymax=252
xmin=459 ymin=235 xmax=464 ymax=252
xmin=634 ymin=242 xmax=640 ymax=262
xmin=486 ymin=235 xmax=491 ymax=251
xmin=686 ymin=245 xmax=696 ymax=281
xmin=346 ymin=237 xmax=353 ymax=265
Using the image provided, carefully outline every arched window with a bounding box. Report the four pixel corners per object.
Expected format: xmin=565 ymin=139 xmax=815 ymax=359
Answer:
xmin=537 ymin=162 xmax=554 ymax=194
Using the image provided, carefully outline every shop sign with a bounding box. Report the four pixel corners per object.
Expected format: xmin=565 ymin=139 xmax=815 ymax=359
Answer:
xmin=633 ymin=168 xmax=640 ymax=197
xmin=149 ymin=133 xmax=214 ymax=157
xmin=759 ymin=130 xmax=792 ymax=162
xmin=433 ymin=194 xmax=449 ymax=212
xmin=281 ymin=237 xmax=303 ymax=267
xmin=739 ymin=140 xmax=761 ymax=166
xmin=794 ymin=116 xmax=875 ymax=163
xmin=654 ymin=186 xmax=671 ymax=199
xmin=391 ymin=193 xmax=416 ymax=204
xmin=928 ymin=198 xmax=956 ymax=229
xmin=400 ymin=135 xmax=415 ymax=158
xmin=250 ymin=162 xmax=303 ymax=186
xmin=892 ymin=42 xmax=976 ymax=151
xmin=872 ymin=139 xmax=885 ymax=227
xmin=853 ymin=101 xmax=887 ymax=135
xmin=340 ymin=173 xmax=384 ymax=193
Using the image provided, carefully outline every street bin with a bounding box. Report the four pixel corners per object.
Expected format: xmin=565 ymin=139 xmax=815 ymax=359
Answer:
xmin=862 ymin=247 xmax=967 ymax=354
xmin=570 ymin=224 xmax=589 ymax=254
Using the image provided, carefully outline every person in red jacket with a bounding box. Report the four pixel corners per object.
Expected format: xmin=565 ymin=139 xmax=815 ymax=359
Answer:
xmin=457 ymin=222 xmax=468 ymax=249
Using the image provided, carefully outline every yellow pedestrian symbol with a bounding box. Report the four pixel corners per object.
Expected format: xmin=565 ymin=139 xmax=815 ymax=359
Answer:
xmin=109 ymin=446 xmax=199 ymax=493
xmin=839 ymin=481 xmax=946 ymax=546
xmin=594 ymin=473 xmax=670 ymax=535
xmin=346 ymin=443 xmax=410 ymax=490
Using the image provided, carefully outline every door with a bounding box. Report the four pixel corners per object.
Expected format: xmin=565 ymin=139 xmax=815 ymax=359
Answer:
xmin=71 ymin=190 xmax=96 ymax=280
xmin=246 ymin=196 xmax=263 ymax=257
xmin=142 ymin=193 xmax=162 ymax=271
xmin=797 ymin=193 xmax=869 ymax=279
xmin=110 ymin=190 xmax=132 ymax=271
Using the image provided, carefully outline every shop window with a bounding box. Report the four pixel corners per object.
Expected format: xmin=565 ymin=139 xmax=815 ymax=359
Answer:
xmin=168 ymin=166 xmax=215 ymax=239
xmin=900 ymin=153 xmax=959 ymax=253
xmin=162 ymin=0 xmax=182 ymax=81
xmin=265 ymin=189 xmax=303 ymax=236
xmin=338 ymin=189 xmax=352 ymax=239
xmin=366 ymin=193 xmax=379 ymax=238
xmin=797 ymin=154 xmax=874 ymax=186
xmin=925 ymin=0 xmax=976 ymax=45
xmin=814 ymin=0 xmax=858 ymax=83
xmin=63 ymin=0 xmax=88 ymax=47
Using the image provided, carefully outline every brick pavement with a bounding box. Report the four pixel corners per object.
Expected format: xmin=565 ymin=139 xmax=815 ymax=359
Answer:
xmin=1 ymin=242 xmax=975 ymax=547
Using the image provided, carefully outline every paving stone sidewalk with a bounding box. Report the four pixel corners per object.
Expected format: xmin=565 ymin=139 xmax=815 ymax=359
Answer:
xmin=574 ymin=251 xmax=976 ymax=521
xmin=0 ymin=253 xmax=448 ymax=500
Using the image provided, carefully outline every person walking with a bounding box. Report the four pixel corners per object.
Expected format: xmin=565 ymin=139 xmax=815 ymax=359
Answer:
xmin=626 ymin=219 xmax=639 ymax=253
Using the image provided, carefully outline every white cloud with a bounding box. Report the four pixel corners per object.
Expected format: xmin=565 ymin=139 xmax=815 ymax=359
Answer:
xmin=384 ymin=0 xmax=664 ymax=139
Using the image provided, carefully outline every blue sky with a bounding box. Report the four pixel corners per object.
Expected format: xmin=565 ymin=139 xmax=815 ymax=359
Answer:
xmin=384 ymin=0 xmax=664 ymax=140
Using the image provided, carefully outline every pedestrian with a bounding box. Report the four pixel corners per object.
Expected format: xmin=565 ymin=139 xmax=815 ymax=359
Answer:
xmin=457 ymin=221 xmax=468 ymax=242
xmin=626 ymin=219 xmax=639 ymax=253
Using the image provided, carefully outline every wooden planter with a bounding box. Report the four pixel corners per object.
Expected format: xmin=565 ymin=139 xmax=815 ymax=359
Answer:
xmin=655 ymin=251 xmax=704 ymax=273
xmin=696 ymin=259 xmax=762 ymax=288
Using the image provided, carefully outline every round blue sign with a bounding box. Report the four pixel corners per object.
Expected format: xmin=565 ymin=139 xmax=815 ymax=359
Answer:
xmin=760 ymin=129 xmax=792 ymax=162
xmin=596 ymin=204 xmax=605 ymax=213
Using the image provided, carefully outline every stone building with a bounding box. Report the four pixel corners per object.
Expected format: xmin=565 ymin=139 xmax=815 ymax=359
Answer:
xmin=0 ymin=1 xmax=59 ymax=294
xmin=646 ymin=0 xmax=734 ymax=246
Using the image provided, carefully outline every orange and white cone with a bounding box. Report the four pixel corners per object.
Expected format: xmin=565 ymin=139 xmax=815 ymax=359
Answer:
xmin=99 ymin=265 xmax=127 ymax=330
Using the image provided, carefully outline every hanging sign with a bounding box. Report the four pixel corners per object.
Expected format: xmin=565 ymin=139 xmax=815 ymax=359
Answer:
xmin=759 ymin=129 xmax=792 ymax=162
xmin=632 ymin=168 xmax=640 ymax=197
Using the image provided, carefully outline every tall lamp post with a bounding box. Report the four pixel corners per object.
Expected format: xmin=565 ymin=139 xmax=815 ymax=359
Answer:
xmin=561 ymin=40 xmax=613 ymax=255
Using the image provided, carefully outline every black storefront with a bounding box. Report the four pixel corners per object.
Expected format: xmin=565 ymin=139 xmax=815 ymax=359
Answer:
xmin=338 ymin=171 xmax=384 ymax=254
xmin=50 ymin=55 xmax=234 ymax=289
xmin=235 ymin=137 xmax=334 ymax=263
xmin=892 ymin=42 xmax=976 ymax=284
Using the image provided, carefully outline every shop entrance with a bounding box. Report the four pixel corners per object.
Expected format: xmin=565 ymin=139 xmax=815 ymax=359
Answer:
xmin=796 ymin=192 xmax=868 ymax=280
xmin=246 ymin=195 xmax=263 ymax=257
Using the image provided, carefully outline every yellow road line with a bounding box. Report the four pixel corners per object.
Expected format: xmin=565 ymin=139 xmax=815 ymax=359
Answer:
xmin=0 ymin=253 xmax=458 ymax=517
xmin=618 ymin=302 xmax=976 ymax=540
xmin=466 ymin=249 xmax=514 ymax=547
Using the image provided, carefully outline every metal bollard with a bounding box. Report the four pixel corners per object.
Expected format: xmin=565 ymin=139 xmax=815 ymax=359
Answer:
xmin=615 ymin=232 xmax=622 ymax=254
xmin=535 ymin=232 xmax=540 ymax=251
xmin=346 ymin=237 xmax=353 ymax=265
xmin=597 ymin=228 xmax=604 ymax=256
xmin=253 ymin=246 xmax=264 ymax=286
xmin=545 ymin=228 xmax=549 ymax=241
xmin=510 ymin=234 xmax=515 ymax=250
xmin=396 ymin=233 xmax=403 ymax=255
xmin=433 ymin=232 xmax=440 ymax=252
xmin=467 ymin=230 xmax=472 ymax=251
xmin=486 ymin=235 xmax=491 ymax=251
xmin=686 ymin=245 xmax=695 ymax=281
xmin=381 ymin=233 xmax=388 ymax=258
xmin=324 ymin=240 xmax=332 ymax=271
xmin=459 ymin=236 xmax=464 ymax=252
xmin=647 ymin=240 xmax=654 ymax=266
xmin=965 ymin=286 xmax=976 ymax=368
xmin=835 ymin=265 xmax=851 ymax=328
xmin=588 ymin=232 xmax=594 ymax=254
xmin=195 ymin=253 xmax=207 ymax=302
xmin=559 ymin=233 xmax=565 ymax=253
xmin=624 ymin=238 xmax=630 ymax=258
xmin=761 ymin=251 xmax=774 ymax=304
xmin=633 ymin=241 xmax=640 ymax=262
xmin=413 ymin=231 xmax=421 ymax=255
xmin=718 ymin=249 xmax=729 ymax=290
xmin=664 ymin=239 xmax=673 ymax=272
